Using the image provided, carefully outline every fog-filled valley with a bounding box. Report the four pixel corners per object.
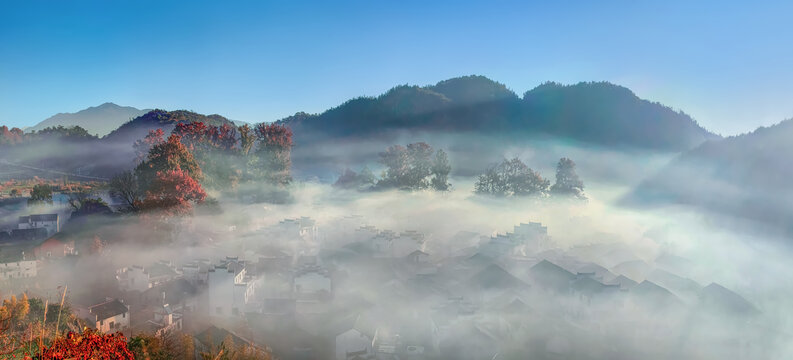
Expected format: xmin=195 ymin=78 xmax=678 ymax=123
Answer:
xmin=2 ymin=77 xmax=793 ymax=360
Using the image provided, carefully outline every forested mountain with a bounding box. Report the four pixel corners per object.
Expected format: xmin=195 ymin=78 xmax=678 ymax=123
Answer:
xmin=30 ymin=102 xmax=150 ymax=137
xmin=279 ymin=76 xmax=718 ymax=151
xmin=0 ymin=110 xmax=240 ymax=180
xmin=521 ymin=82 xmax=717 ymax=149
xmin=627 ymin=119 xmax=793 ymax=234
xmin=103 ymin=109 xmax=237 ymax=145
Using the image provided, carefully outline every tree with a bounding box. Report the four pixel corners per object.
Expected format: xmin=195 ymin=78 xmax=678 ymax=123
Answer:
xmin=109 ymin=170 xmax=142 ymax=211
xmin=129 ymin=332 xmax=193 ymax=360
xmin=9 ymin=189 xmax=19 ymax=197
xmin=430 ymin=149 xmax=452 ymax=191
xmin=406 ymin=142 xmax=433 ymax=189
xmin=67 ymin=190 xmax=90 ymax=211
xmin=550 ymin=157 xmax=586 ymax=199
xmin=140 ymin=168 xmax=208 ymax=216
xmin=238 ymin=124 xmax=255 ymax=156
xmin=503 ymin=157 xmax=549 ymax=196
xmin=135 ymin=134 xmax=203 ymax=191
xmin=0 ymin=295 xmax=29 ymax=327
xmin=253 ymin=123 xmax=293 ymax=186
xmin=334 ymin=166 xmax=376 ymax=190
xmin=29 ymin=184 xmax=53 ymax=204
xmin=358 ymin=165 xmax=376 ymax=187
xmin=377 ymin=143 xmax=452 ymax=191
xmin=133 ymin=128 xmax=165 ymax=163
xmin=378 ymin=145 xmax=410 ymax=188
xmin=0 ymin=126 xmax=25 ymax=146
xmin=474 ymin=158 xmax=549 ymax=197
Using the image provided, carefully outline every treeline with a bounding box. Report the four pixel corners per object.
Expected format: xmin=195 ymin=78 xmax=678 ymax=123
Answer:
xmin=334 ymin=142 xmax=451 ymax=191
xmin=475 ymin=157 xmax=585 ymax=199
xmin=110 ymin=121 xmax=295 ymax=216
xmin=333 ymin=142 xmax=585 ymax=199
xmin=0 ymin=125 xmax=97 ymax=146
xmin=280 ymin=76 xmax=716 ymax=151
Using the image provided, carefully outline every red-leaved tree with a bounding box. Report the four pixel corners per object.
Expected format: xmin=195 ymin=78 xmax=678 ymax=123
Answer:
xmin=140 ymin=168 xmax=207 ymax=216
xmin=254 ymin=123 xmax=293 ymax=185
xmin=133 ymin=128 xmax=165 ymax=163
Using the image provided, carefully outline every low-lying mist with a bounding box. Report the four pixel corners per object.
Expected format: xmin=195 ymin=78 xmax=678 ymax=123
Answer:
xmin=9 ymin=135 xmax=793 ymax=359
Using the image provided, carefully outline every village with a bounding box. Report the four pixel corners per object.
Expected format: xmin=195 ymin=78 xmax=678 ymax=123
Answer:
xmin=0 ymin=192 xmax=768 ymax=360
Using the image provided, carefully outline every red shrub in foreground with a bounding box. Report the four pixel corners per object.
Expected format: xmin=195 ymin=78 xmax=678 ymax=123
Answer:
xmin=37 ymin=329 xmax=134 ymax=360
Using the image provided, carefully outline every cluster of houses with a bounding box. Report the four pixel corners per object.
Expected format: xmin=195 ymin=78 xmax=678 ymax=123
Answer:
xmin=0 ymin=213 xmax=75 ymax=281
xmin=1 ymin=208 xmax=770 ymax=360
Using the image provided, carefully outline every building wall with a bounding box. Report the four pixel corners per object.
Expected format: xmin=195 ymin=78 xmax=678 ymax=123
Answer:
xmin=118 ymin=266 xmax=151 ymax=292
xmin=336 ymin=329 xmax=373 ymax=360
xmin=95 ymin=312 xmax=129 ymax=333
xmin=294 ymin=272 xmax=331 ymax=295
xmin=208 ymin=269 xmax=236 ymax=317
xmin=19 ymin=220 xmax=58 ymax=236
xmin=0 ymin=260 xmax=37 ymax=280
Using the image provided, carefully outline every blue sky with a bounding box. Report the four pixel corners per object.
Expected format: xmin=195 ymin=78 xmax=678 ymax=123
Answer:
xmin=1 ymin=0 xmax=792 ymax=136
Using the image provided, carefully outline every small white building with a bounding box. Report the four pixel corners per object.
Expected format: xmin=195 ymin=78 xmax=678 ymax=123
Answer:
xmin=181 ymin=259 xmax=210 ymax=286
xmin=18 ymin=214 xmax=59 ymax=236
xmin=79 ymin=299 xmax=130 ymax=333
xmin=294 ymin=267 xmax=332 ymax=298
xmin=146 ymin=304 xmax=183 ymax=338
xmin=116 ymin=261 xmax=179 ymax=293
xmin=208 ymin=257 xmax=256 ymax=317
xmin=336 ymin=327 xmax=374 ymax=360
xmin=0 ymin=259 xmax=37 ymax=280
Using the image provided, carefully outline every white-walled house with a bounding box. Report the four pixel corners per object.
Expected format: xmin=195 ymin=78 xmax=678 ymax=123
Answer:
xmin=182 ymin=259 xmax=210 ymax=286
xmin=117 ymin=261 xmax=179 ymax=292
xmin=78 ymin=299 xmax=130 ymax=333
xmin=208 ymin=257 xmax=256 ymax=317
xmin=18 ymin=214 xmax=59 ymax=236
xmin=294 ymin=267 xmax=332 ymax=299
xmin=0 ymin=259 xmax=37 ymax=280
xmin=336 ymin=328 xmax=374 ymax=360
xmin=145 ymin=304 xmax=183 ymax=338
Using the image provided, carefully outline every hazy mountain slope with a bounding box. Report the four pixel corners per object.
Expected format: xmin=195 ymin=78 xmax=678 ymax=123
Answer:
xmin=279 ymin=76 xmax=719 ymax=151
xmin=103 ymin=109 xmax=237 ymax=145
xmin=30 ymin=102 xmax=150 ymax=137
xmin=521 ymin=82 xmax=718 ymax=149
xmin=1 ymin=110 xmax=239 ymax=180
xmin=626 ymin=119 xmax=793 ymax=235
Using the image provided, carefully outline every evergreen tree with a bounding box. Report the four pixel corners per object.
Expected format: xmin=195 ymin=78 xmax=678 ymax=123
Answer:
xmin=430 ymin=149 xmax=452 ymax=191
xmin=550 ymin=157 xmax=585 ymax=199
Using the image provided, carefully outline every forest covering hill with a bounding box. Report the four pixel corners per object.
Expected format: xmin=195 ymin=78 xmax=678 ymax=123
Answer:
xmin=2 ymin=75 xmax=723 ymax=183
xmin=279 ymin=75 xmax=719 ymax=151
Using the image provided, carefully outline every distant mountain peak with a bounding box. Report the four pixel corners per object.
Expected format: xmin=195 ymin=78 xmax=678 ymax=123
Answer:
xmin=32 ymin=103 xmax=150 ymax=137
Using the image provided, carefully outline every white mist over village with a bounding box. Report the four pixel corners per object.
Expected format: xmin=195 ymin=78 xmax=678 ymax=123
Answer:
xmin=3 ymin=2 xmax=793 ymax=360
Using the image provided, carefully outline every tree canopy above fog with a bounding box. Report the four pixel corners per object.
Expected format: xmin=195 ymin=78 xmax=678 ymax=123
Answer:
xmin=475 ymin=157 xmax=585 ymax=199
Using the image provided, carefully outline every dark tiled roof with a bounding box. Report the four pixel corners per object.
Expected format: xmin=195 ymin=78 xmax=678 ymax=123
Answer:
xmin=466 ymin=264 xmax=527 ymax=290
xmin=90 ymin=299 xmax=128 ymax=320
xmin=19 ymin=214 xmax=58 ymax=222
xmin=146 ymin=263 xmax=177 ymax=278
xmin=10 ymin=228 xmax=48 ymax=241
